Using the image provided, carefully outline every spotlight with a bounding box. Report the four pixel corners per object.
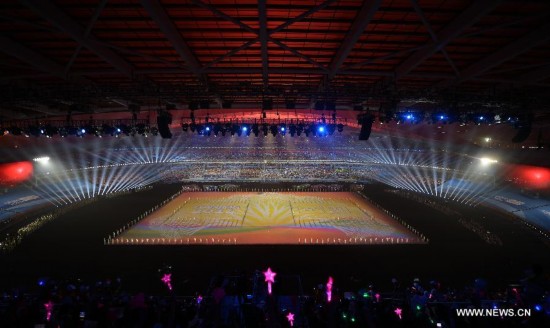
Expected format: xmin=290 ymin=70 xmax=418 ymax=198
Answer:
xmin=205 ymin=126 xmax=210 ymax=132
xmin=318 ymin=125 xmax=325 ymax=134
xmin=74 ymin=127 xmax=86 ymax=137
xmin=479 ymin=157 xmax=498 ymax=166
xmin=33 ymin=156 xmax=50 ymax=163
xmin=116 ymin=124 xmax=131 ymax=135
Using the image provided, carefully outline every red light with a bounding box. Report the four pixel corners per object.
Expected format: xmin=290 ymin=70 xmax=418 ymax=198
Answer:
xmin=0 ymin=161 xmax=34 ymax=186
xmin=508 ymin=165 xmax=550 ymax=189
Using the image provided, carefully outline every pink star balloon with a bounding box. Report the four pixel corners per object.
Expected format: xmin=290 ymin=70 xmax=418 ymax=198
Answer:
xmin=161 ymin=273 xmax=173 ymax=291
xmin=326 ymin=276 xmax=333 ymax=302
xmin=394 ymin=307 xmax=403 ymax=320
xmin=263 ymin=267 xmax=276 ymax=295
xmin=44 ymin=301 xmax=54 ymax=322
xmin=286 ymin=312 xmax=295 ymax=327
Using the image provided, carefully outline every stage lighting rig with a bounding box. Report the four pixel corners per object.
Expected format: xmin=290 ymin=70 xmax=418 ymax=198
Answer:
xmin=10 ymin=127 xmax=23 ymax=136
xmin=270 ymin=124 xmax=278 ymax=137
xmin=304 ymin=124 xmax=311 ymax=137
xmin=136 ymin=124 xmax=149 ymax=136
xmin=102 ymin=124 xmax=116 ymax=136
xmin=29 ymin=126 xmax=41 ymax=137
xmin=43 ymin=125 xmax=58 ymax=138
xmin=280 ymin=124 xmax=286 ymax=136
xmin=316 ymin=124 xmax=327 ymax=136
xmin=213 ymin=123 xmax=222 ymax=136
xmin=116 ymin=124 xmax=131 ymax=136
xmin=327 ymin=124 xmax=336 ymax=135
xmin=289 ymin=124 xmax=296 ymax=136
xmin=195 ymin=124 xmax=204 ymax=135
xmin=297 ymin=123 xmax=304 ymax=136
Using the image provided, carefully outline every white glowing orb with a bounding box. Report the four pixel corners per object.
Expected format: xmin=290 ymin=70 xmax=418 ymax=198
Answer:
xmin=480 ymin=157 xmax=498 ymax=166
xmin=33 ymin=156 xmax=50 ymax=164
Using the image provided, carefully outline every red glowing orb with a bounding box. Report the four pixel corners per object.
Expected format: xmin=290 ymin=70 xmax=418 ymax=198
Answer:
xmin=0 ymin=161 xmax=34 ymax=185
xmin=507 ymin=165 xmax=550 ymax=189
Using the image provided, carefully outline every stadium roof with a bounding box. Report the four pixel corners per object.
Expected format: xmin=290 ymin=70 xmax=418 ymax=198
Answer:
xmin=1 ymin=0 xmax=550 ymax=119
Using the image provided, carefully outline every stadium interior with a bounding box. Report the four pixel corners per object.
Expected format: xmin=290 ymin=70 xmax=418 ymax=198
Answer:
xmin=1 ymin=0 xmax=550 ymax=327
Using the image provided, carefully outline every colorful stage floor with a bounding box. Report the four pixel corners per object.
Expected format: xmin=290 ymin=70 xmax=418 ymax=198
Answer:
xmin=113 ymin=192 xmax=422 ymax=245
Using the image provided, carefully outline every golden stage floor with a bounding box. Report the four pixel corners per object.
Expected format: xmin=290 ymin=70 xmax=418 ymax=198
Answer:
xmin=114 ymin=192 xmax=422 ymax=245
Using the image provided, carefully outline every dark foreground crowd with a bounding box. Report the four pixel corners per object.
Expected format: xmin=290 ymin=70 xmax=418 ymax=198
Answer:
xmin=0 ymin=266 xmax=548 ymax=328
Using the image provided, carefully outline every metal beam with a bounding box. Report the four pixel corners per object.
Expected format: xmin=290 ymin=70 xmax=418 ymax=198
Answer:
xmin=200 ymin=0 xmax=336 ymax=72
xmin=344 ymin=44 xmax=428 ymax=70
xmin=270 ymin=38 xmax=328 ymax=71
xmin=201 ymin=38 xmax=259 ymax=71
xmin=326 ymin=0 xmax=382 ymax=81
xmin=21 ymin=0 xmax=134 ymax=77
xmin=269 ymin=0 xmax=338 ymax=36
xmin=0 ymin=108 xmax=28 ymax=120
xmin=65 ymin=0 xmax=108 ymax=75
xmin=519 ymin=64 xmax=550 ymax=83
xmin=395 ymin=0 xmax=502 ymax=79
xmin=410 ymin=0 xmax=459 ymax=77
xmin=131 ymin=67 xmax=455 ymax=79
xmin=140 ymin=0 xmax=202 ymax=77
xmin=447 ymin=22 xmax=550 ymax=86
xmin=192 ymin=0 xmax=258 ymax=36
xmin=258 ymin=0 xmax=269 ymax=90
xmin=0 ymin=36 xmax=66 ymax=79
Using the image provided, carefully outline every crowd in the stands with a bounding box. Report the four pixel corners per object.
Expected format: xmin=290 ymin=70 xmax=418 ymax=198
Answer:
xmin=0 ymin=266 xmax=548 ymax=327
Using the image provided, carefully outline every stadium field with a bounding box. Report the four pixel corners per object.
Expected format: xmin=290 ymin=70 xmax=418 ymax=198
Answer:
xmin=115 ymin=192 xmax=422 ymax=245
